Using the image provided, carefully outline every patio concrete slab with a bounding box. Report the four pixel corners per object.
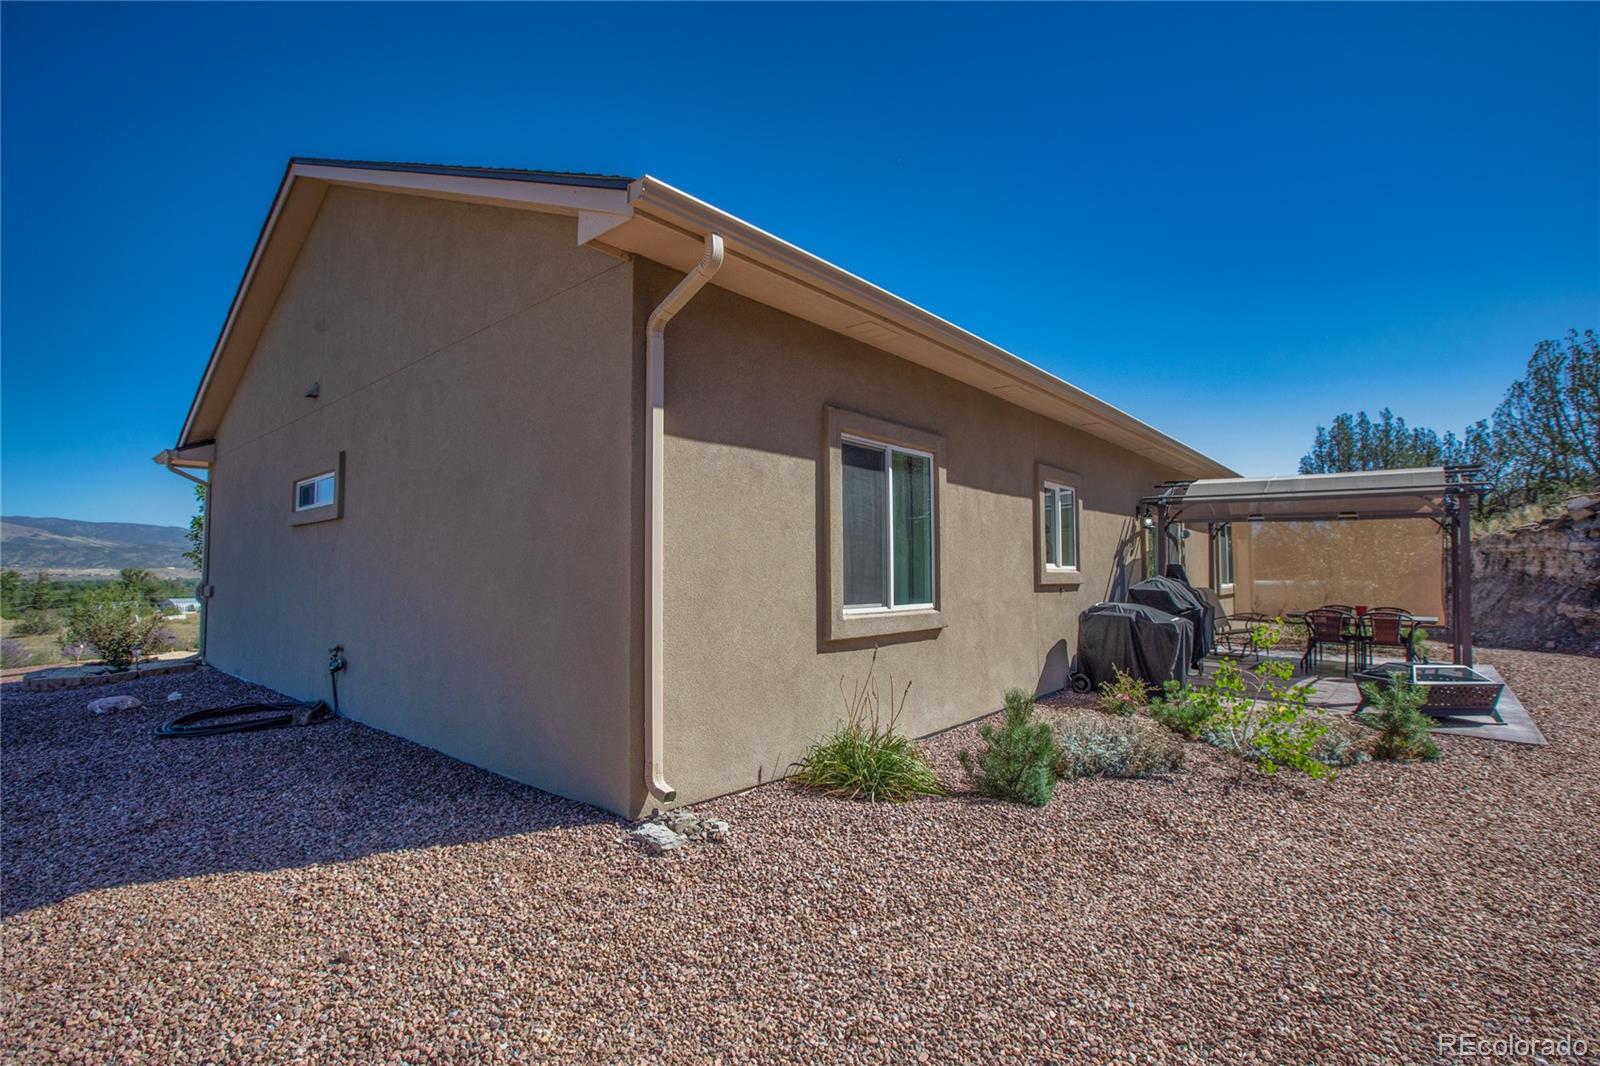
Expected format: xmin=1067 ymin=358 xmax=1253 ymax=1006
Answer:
xmin=1198 ymin=655 xmax=1546 ymax=746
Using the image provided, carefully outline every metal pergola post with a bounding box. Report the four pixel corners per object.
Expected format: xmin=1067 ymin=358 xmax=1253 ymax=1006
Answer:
xmin=1154 ymin=501 xmax=1170 ymax=575
xmin=1447 ymin=486 xmax=1476 ymax=668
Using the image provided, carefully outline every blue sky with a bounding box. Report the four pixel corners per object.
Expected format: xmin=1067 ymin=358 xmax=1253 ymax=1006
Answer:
xmin=3 ymin=2 xmax=1596 ymax=527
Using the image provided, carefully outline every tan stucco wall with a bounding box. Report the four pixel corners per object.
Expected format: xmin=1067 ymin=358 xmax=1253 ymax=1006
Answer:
xmin=1231 ymin=519 xmax=1446 ymax=620
xmin=206 ymin=187 xmax=642 ymax=814
xmin=645 ymin=262 xmax=1204 ymax=808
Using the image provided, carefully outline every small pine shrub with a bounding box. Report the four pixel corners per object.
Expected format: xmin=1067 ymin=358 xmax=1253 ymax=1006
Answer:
xmin=791 ymin=650 xmax=943 ymax=802
xmin=1095 ymin=667 xmax=1148 ymax=717
xmin=1057 ymin=715 xmax=1183 ymax=779
xmin=1359 ymin=679 xmax=1441 ymax=762
xmin=958 ymin=688 xmax=1060 ymax=806
xmin=0 ymin=638 xmax=32 ymax=668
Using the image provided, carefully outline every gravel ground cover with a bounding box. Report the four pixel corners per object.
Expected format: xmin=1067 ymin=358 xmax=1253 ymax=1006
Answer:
xmin=4 ymin=651 xmax=1598 ymax=1063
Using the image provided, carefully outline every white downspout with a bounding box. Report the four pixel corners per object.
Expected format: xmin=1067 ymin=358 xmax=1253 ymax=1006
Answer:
xmin=644 ymin=233 xmax=725 ymax=804
xmin=155 ymin=451 xmax=212 ymax=661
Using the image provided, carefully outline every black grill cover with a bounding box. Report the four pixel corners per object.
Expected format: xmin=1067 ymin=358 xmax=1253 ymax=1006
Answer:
xmin=1127 ymin=575 xmax=1214 ymax=667
xmin=1072 ymin=602 xmax=1192 ymax=693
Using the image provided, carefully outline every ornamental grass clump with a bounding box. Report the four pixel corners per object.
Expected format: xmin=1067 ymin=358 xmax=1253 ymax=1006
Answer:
xmin=790 ymin=650 xmax=943 ymax=802
xmin=1095 ymin=667 xmax=1149 ymax=717
xmin=958 ymin=688 xmax=1060 ymax=806
xmin=1359 ymin=677 xmax=1442 ymax=762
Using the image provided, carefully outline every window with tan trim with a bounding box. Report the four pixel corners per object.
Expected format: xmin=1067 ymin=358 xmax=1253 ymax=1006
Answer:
xmin=289 ymin=451 xmax=345 ymax=527
xmin=823 ymin=406 xmax=945 ymax=642
xmin=1043 ymin=482 xmax=1078 ymax=571
xmin=1035 ymin=462 xmax=1083 ymax=588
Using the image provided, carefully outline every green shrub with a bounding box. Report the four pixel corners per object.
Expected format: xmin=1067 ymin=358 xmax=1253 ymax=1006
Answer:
xmin=10 ymin=611 xmax=56 ymax=636
xmin=1150 ymin=679 xmax=1222 ymax=738
xmin=1151 ymin=622 xmax=1333 ymax=779
xmin=0 ymin=638 xmax=32 ymax=668
xmin=1203 ymin=655 xmax=1332 ymax=779
xmin=1310 ymin=716 xmax=1375 ymax=768
xmin=63 ymin=587 xmax=168 ymax=672
xmin=1057 ymin=715 xmax=1184 ymax=779
xmin=1095 ymin=667 xmax=1148 ymax=717
xmin=1359 ymin=678 xmax=1441 ymax=762
xmin=791 ymin=650 xmax=942 ymax=802
xmin=958 ymin=688 xmax=1060 ymax=806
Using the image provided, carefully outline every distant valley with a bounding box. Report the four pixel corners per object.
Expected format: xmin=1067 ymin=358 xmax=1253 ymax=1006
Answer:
xmin=0 ymin=516 xmax=197 ymax=578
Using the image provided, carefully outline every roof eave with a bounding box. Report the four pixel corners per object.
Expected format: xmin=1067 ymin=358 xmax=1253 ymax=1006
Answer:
xmin=627 ymin=175 xmax=1234 ymax=479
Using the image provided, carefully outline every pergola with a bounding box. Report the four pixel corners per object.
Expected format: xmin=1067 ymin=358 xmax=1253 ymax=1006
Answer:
xmin=1142 ymin=466 xmax=1489 ymax=666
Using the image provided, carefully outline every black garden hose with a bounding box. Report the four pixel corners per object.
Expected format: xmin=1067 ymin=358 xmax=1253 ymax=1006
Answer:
xmin=154 ymin=699 xmax=334 ymax=738
xmin=154 ymin=645 xmax=346 ymax=739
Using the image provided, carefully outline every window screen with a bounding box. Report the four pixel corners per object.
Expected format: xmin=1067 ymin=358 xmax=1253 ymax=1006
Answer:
xmin=842 ymin=443 xmax=888 ymax=608
xmin=1045 ymin=484 xmax=1078 ymax=569
xmin=842 ymin=439 xmax=934 ymax=610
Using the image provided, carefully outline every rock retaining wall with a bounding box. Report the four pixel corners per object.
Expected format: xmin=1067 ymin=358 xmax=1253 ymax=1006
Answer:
xmin=1473 ymin=492 xmax=1600 ymax=655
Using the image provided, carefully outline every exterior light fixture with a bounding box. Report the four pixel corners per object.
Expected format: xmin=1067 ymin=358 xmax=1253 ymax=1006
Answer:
xmin=1338 ymin=511 xmax=1358 ymax=520
xmin=1247 ymin=513 xmax=1264 ymax=522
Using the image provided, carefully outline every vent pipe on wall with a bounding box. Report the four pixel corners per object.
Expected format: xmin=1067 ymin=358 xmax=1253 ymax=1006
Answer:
xmin=643 ymin=233 xmax=725 ymax=805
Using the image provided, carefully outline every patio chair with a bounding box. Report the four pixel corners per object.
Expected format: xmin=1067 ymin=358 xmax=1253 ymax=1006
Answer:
xmin=1196 ymin=587 xmax=1259 ymax=662
xmin=1299 ymin=606 xmax=1357 ymax=676
xmin=1358 ymin=607 xmax=1422 ymax=665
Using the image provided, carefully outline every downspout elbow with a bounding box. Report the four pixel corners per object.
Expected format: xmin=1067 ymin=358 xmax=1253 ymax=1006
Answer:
xmin=155 ymin=449 xmax=208 ymax=488
xmin=644 ymin=234 xmax=724 ymax=805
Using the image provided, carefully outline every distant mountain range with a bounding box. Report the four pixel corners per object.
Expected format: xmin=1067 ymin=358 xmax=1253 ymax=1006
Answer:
xmin=0 ymin=516 xmax=196 ymax=575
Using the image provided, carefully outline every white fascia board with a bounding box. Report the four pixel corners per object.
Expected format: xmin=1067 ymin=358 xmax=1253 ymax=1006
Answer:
xmin=291 ymin=163 xmax=631 ymax=215
xmin=628 ymin=175 xmax=1234 ymax=479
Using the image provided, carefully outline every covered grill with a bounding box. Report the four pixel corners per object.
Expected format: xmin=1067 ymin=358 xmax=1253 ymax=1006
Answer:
xmin=1126 ymin=575 xmax=1214 ymax=667
xmin=1067 ymin=602 xmax=1194 ymax=694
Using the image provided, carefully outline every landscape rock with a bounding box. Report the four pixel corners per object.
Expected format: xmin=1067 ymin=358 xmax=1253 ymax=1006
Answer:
xmin=87 ymin=695 xmax=143 ymax=714
xmin=627 ymin=822 xmax=683 ymax=855
xmin=166 ymin=691 xmax=184 ymax=703
xmin=627 ymin=810 xmax=732 ymax=855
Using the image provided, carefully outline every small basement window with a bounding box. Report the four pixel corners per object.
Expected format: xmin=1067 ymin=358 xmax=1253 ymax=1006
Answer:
xmin=295 ymin=471 xmax=337 ymax=512
xmin=289 ymin=454 xmax=344 ymax=527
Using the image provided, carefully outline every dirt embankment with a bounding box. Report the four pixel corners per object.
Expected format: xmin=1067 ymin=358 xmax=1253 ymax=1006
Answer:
xmin=1473 ymin=491 xmax=1600 ymax=655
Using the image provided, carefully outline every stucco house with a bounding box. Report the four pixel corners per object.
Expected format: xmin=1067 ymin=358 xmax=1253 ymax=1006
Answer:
xmin=158 ymin=158 xmax=1237 ymax=817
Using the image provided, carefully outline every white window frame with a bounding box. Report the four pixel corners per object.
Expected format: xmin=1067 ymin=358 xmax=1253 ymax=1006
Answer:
xmin=1214 ymin=522 xmax=1235 ymax=592
xmin=840 ymin=433 xmax=936 ymax=615
xmin=294 ymin=471 xmax=337 ymax=512
xmin=1042 ymin=481 xmax=1079 ymax=572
